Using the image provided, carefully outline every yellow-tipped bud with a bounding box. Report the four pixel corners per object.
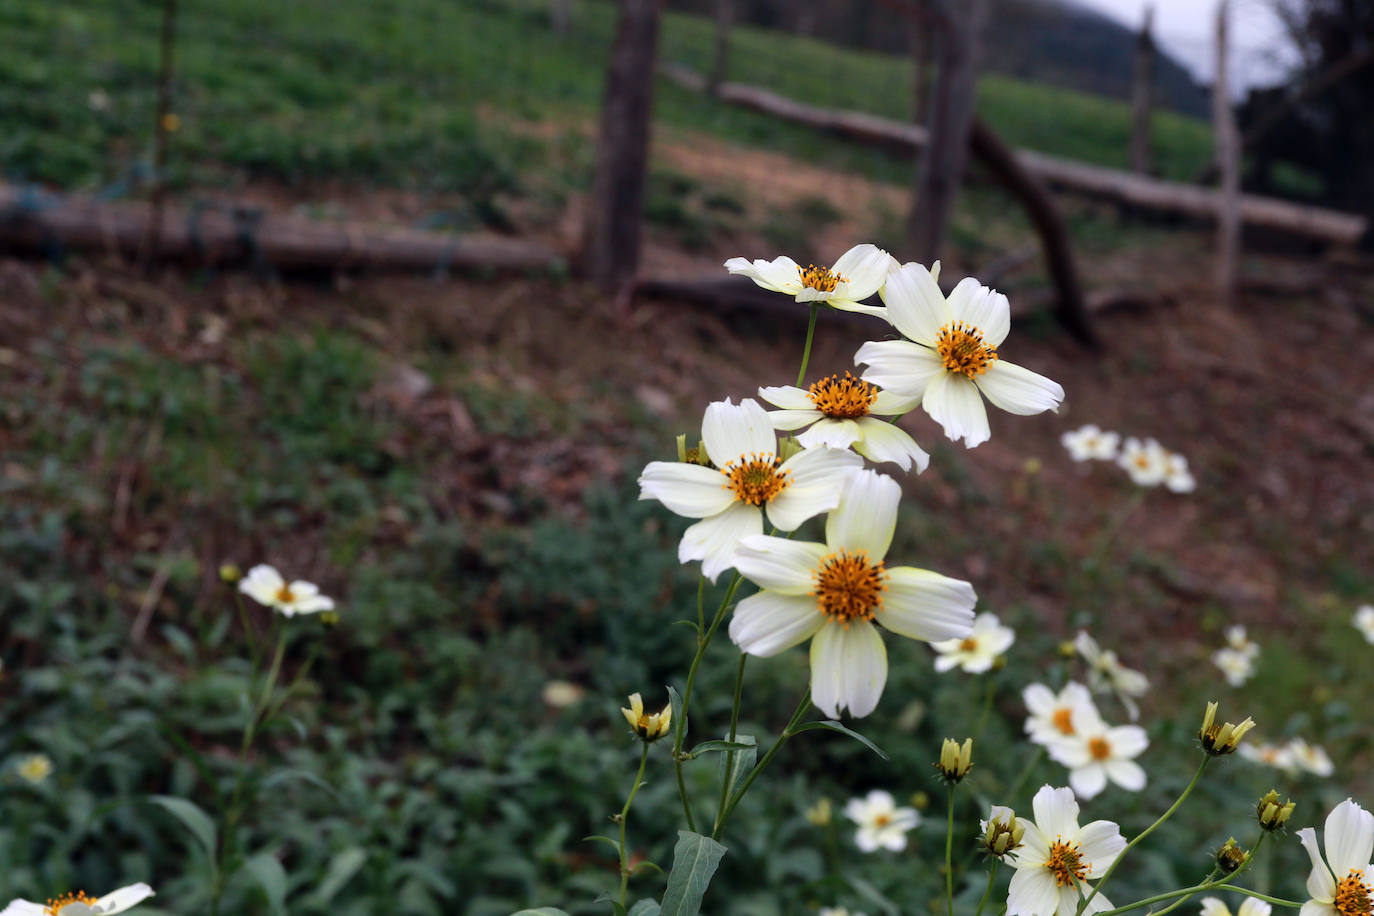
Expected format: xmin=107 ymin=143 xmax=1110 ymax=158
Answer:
xmin=1216 ymin=837 xmax=1247 ymax=874
xmin=981 ymin=806 xmax=1025 ymax=859
xmin=621 ymin=691 xmax=672 ymax=742
xmin=934 ymin=737 xmax=974 ymax=784
xmin=1257 ymin=790 xmax=1295 ymax=832
xmin=319 ymin=611 xmax=340 ymax=627
xmin=1058 ymin=640 xmax=1078 ymax=659
xmin=676 ymin=434 xmax=688 ymax=463
xmin=1199 ymin=701 xmax=1257 ymax=756
xmin=804 ymin=797 xmax=832 ymax=826
xmin=219 ymin=563 xmax=243 ymax=583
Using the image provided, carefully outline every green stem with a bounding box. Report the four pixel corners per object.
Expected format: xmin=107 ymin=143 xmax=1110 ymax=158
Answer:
xmin=974 ymin=860 xmax=1000 ymax=916
xmin=946 ymin=785 xmax=957 ymax=916
xmin=1003 ymin=745 xmax=1045 ymax=804
xmin=712 ymin=688 xmax=811 ymax=838
xmin=1083 ymin=488 xmax=1147 ymax=572
xmin=1147 ymin=868 xmax=1219 ymax=916
xmin=973 ymin=675 xmax=996 ymax=741
xmin=713 ymin=653 xmax=749 ymax=833
xmin=1099 ymin=866 xmax=1301 ymax=916
xmin=796 ymin=303 xmax=820 ymax=387
xmin=235 ymin=592 xmax=259 ymax=671
xmin=1077 ymin=755 xmax=1210 ymax=915
xmin=618 ymin=743 xmax=651 ymax=908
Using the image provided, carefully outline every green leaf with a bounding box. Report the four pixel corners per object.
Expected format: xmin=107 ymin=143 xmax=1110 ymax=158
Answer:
xmin=306 ymin=846 xmax=367 ymax=907
xmin=845 ymin=875 xmax=900 ymax=916
xmin=628 ymin=901 xmax=662 ymax=916
xmin=148 ymin=795 xmax=217 ymax=861
xmin=582 ymin=834 xmax=622 ymax=853
xmin=659 ymin=830 xmax=727 ymax=916
xmin=261 ymin=766 xmax=341 ymax=801
xmin=790 ymin=720 xmax=889 ymax=759
xmin=510 ymin=909 xmax=572 ymax=916
xmin=667 ymin=685 xmax=686 ymax=738
xmin=687 ymin=739 xmax=755 ymax=757
xmin=714 ymin=734 xmax=755 ymax=802
xmin=245 ymin=851 xmax=288 ymax=916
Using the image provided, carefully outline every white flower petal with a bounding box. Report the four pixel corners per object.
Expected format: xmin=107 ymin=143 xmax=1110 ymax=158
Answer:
xmin=951 ymin=281 xmax=1011 ymax=348
xmin=733 ymin=535 xmax=828 ymax=594
xmin=810 ymin=620 xmax=887 ymax=719
xmin=638 ymin=461 xmax=737 ymax=518
xmin=1300 ymin=903 xmax=1339 ymax=916
xmin=796 ymin=418 xmax=864 ymax=451
xmin=1031 ymin=785 xmax=1080 ymax=841
xmin=94 ymin=884 xmax=156 ymax=914
xmin=825 ymin=469 xmax=900 ymax=559
xmin=831 ymin=244 xmax=893 ymax=301
xmin=1237 ymin=898 xmax=1273 ymax=916
xmin=1105 ymin=759 xmax=1147 ymax=791
xmin=768 ymin=447 xmax=861 ymax=531
xmin=855 ymin=340 xmax=946 ymax=398
xmin=922 ymin=372 xmax=991 ymax=447
xmin=1018 ymin=820 xmax=1051 ymax=863
xmin=1078 ymin=819 xmax=1126 ymax=874
xmin=729 ymin=591 xmax=823 ymax=657
xmin=828 ymin=300 xmax=891 ymax=319
xmin=1 ymin=902 xmax=48 ymax=916
xmin=1299 ymin=827 xmax=1337 ymax=901
xmin=1077 ymin=885 xmax=1115 ymax=916
xmin=1023 ymin=684 xmax=1057 ymax=716
xmin=1324 ymin=799 xmax=1374 ymax=878
xmin=757 ymin=385 xmax=814 ymax=410
xmin=1106 ymin=725 xmax=1149 ymax=758
xmin=1200 ymin=898 xmax=1233 ymax=916
xmin=880 ymin=567 xmax=976 ymax=642
xmin=1006 ymin=865 xmax=1060 ymax=916
xmin=702 ymin=398 xmax=777 ymax=468
xmin=679 ymin=503 xmax=763 ymax=583
xmin=852 ymin=418 xmax=930 ymax=473
xmin=1070 ymin=763 xmax=1108 ymax=800
xmin=879 ymin=262 xmax=948 ymax=346
xmin=766 ymin=408 xmax=825 ymax=431
xmin=727 ymin=255 xmax=803 ymax=294
xmin=976 ymin=360 xmax=1065 ymax=416
xmin=290 ymin=595 xmax=335 ymax=614
xmin=870 ymin=389 xmax=923 ymax=416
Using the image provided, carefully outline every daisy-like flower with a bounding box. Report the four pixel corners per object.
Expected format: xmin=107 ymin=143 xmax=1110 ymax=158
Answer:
xmin=855 ymin=264 xmax=1064 ymax=448
xmin=1297 ymin=798 xmax=1373 ymax=916
xmin=1163 ymin=450 xmax=1197 ymax=493
xmin=1212 ymin=647 xmax=1256 ymax=687
xmin=728 ymin=469 xmax=977 ymax=718
xmin=725 ymin=243 xmax=895 ymax=316
xmin=638 ymin=398 xmax=861 ymax=583
xmin=757 ymin=373 xmax=929 ymax=472
xmin=1074 ymin=632 xmax=1149 ymax=721
xmin=238 ymin=565 xmax=335 ymax=617
xmin=1023 ymin=682 xmax=1104 ymax=748
xmin=621 ymin=692 xmax=672 ymax=742
xmin=16 ymin=754 xmax=53 ymax=786
xmin=1289 ymin=739 xmax=1336 ymax=778
xmin=1237 ymin=741 xmax=1299 ymax=774
xmin=843 ymin=789 xmax=920 ymax=852
xmin=1046 ymin=721 xmax=1148 ymax=800
xmin=1353 ymin=606 xmax=1374 ymax=645
xmin=1061 ymin=425 xmax=1120 ymax=462
xmin=1117 ymin=438 xmax=1169 ymax=487
xmin=1199 ymin=896 xmax=1272 ymax=916
xmin=1006 ymin=785 xmax=1126 ymax=916
xmin=1224 ymin=625 xmax=1261 ymax=658
xmin=932 ymin=612 xmax=1015 ymax=673
xmin=3 ymin=884 xmax=155 ymax=915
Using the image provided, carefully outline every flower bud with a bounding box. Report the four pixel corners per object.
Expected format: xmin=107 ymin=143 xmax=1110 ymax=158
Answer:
xmin=1215 ymin=837 xmax=1247 ymax=874
xmin=1257 ymin=790 xmax=1295 ymax=832
xmin=981 ymin=806 xmax=1025 ymax=859
xmin=621 ymin=691 xmax=672 ymax=742
xmin=934 ymin=737 xmax=974 ymax=784
xmin=804 ymin=797 xmax=832 ymax=827
xmin=319 ymin=610 xmax=340 ymax=627
xmin=1199 ymin=701 xmax=1256 ymax=756
xmin=219 ymin=563 xmax=243 ymax=583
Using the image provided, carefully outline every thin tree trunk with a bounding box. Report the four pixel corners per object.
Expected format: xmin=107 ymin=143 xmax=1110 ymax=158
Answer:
xmin=1213 ymin=0 xmax=1241 ymax=307
xmin=1129 ymin=4 xmax=1155 ymax=175
xmin=708 ymin=0 xmax=733 ymax=97
xmin=907 ymin=0 xmax=986 ymax=265
xmin=910 ymin=3 xmax=934 ymax=125
xmin=581 ymin=0 xmax=661 ymax=293
xmin=141 ymin=0 xmax=177 ymax=269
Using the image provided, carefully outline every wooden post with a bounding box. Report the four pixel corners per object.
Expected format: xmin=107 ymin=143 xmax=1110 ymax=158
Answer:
xmin=581 ymin=0 xmax=662 ymax=293
xmin=909 ymin=1 xmax=934 ymax=126
xmin=1213 ymin=0 xmax=1241 ymax=306
xmin=1129 ymin=4 xmax=1155 ymax=175
xmin=907 ymin=0 xmax=986 ymax=266
xmin=707 ymin=0 xmax=733 ymax=97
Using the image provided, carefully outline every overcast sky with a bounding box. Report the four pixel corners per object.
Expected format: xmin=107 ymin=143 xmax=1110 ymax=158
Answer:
xmin=1072 ymin=0 xmax=1302 ymax=92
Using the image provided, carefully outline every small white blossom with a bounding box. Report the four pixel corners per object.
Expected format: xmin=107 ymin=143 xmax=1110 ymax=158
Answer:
xmin=726 ymin=244 xmax=895 ymax=316
xmin=1211 ymin=647 xmax=1256 ymax=687
xmin=1199 ymin=896 xmax=1271 ymax=916
xmin=1005 ymin=786 xmax=1125 ymax=916
xmin=1353 ymin=605 xmax=1374 ymax=645
xmin=1074 ymin=632 xmax=1149 ymax=720
xmin=239 ymin=565 xmax=335 ymax=617
xmin=843 ymin=790 xmax=920 ymax=852
xmin=3 ymin=884 xmax=154 ymax=915
xmin=15 ymin=754 xmax=52 ymax=786
xmin=757 ymin=374 xmax=929 ymax=473
xmin=1297 ymin=799 xmax=1373 ymax=916
xmin=1046 ymin=721 xmax=1148 ymax=800
xmin=932 ymin=613 xmax=1015 ymax=673
xmin=1163 ymin=450 xmax=1196 ymax=493
xmin=1288 ymin=739 xmax=1335 ymax=777
xmin=1023 ymin=682 xmax=1104 ymax=749
xmin=1061 ymin=425 xmax=1120 ymax=462
xmin=1117 ymin=438 xmax=1169 ymax=487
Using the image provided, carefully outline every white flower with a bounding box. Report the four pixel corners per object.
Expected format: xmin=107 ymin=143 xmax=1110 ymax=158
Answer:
xmin=16 ymin=754 xmax=53 ymax=786
xmin=1061 ymin=425 xmax=1120 ymax=462
xmin=541 ymin=680 xmax=585 ymax=708
xmin=1224 ymin=625 xmax=1260 ymax=658
xmin=728 ymin=470 xmax=976 ymax=718
xmin=855 ymin=264 xmax=1064 ymax=448
xmin=725 ymin=244 xmax=895 ymax=316
xmin=638 ymin=398 xmax=861 ymax=583
xmin=1117 ymin=438 xmax=1169 ymax=487
xmin=3 ymin=884 xmax=154 ymax=915
xmin=238 ymin=565 xmax=335 ymax=617
xmin=1288 ymin=739 xmax=1335 ymax=778
xmin=757 ymin=374 xmax=929 ymax=472
xmin=1074 ymin=632 xmax=1149 ymax=721
xmin=819 ymin=909 xmax=867 ymax=916
xmin=1163 ymin=450 xmax=1196 ymax=493
xmin=1006 ymin=786 xmax=1125 ymax=916
xmin=1237 ymin=741 xmax=1299 ymax=773
xmin=1354 ymin=606 xmax=1374 ymax=645
xmin=1297 ymin=798 xmax=1373 ymax=916
xmin=1046 ymin=721 xmax=1148 ymax=800
xmin=843 ymin=789 xmax=920 ymax=852
xmin=932 ymin=612 xmax=1015 ymax=673
xmin=1212 ymin=648 xmax=1256 ymax=687
xmin=1023 ymin=682 xmax=1104 ymax=748
xmin=1199 ymin=896 xmax=1272 ymax=916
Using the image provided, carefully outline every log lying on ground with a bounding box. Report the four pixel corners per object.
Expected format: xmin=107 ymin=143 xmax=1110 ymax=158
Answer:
xmin=662 ymin=64 xmax=1367 ymax=247
xmin=0 ymin=184 xmax=564 ymax=274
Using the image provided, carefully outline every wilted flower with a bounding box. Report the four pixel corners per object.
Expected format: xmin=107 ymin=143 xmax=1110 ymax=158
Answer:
xmin=1297 ymin=799 xmax=1374 ymax=916
xmin=855 ymin=264 xmax=1064 ymax=448
xmin=1353 ymin=606 xmax=1374 ymax=645
xmin=982 ymin=805 xmax=1026 ymax=859
xmin=1005 ymin=785 xmax=1125 ymax=916
xmin=843 ymin=790 xmax=920 ymax=852
xmin=725 ymin=244 xmax=894 ymax=316
xmin=1047 ymin=721 xmax=1148 ymax=800
xmin=1257 ymin=790 xmax=1295 ymax=832
xmin=1117 ymin=438 xmax=1169 ymax=487
xmin=16 ymin=754 xmax=52 ymax=786
xmin=1061 ymin=425 xmax=1120 ymax=462
xmin=621 ymin=692 xmax=672 ymax=742
xmin=1075 ymin=632 xmax=1149 ymax=720
xmin=757 ymin=374 xmax=930 ymax=472
xmin=1200 ymin=897 xmax=1271 ymax=916
xmin=935 ymin=737 xmax=974 ymax=784
xmin=1198 ymin=701 xmax=1256 ymax=756
xmin=1023 ymin=681 xmax=1103 ymax=748
xmin=3 ymin=884 xmax=154 ymax=915
xmin=932 ymin=612 xmax=1015 ymax=674
xmin=239 ymin=565 xmax=335 ymax=617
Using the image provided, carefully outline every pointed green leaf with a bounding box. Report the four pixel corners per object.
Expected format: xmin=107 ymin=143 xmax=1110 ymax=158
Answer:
xmin=659 ymin=830 xmax=727 ymax=916
xmin=790 ymin=720 xmax=889 ymax=759
xmin=583 ymin=834 xmax=622 ymax=853
xmin=667 ymin=685 xmax=686 ymax=738
xmin=148 ymin=795 xmax=217 ymax=860
xmin=687 ymin=739 xmax=755 ymax=757
xmin=306 ymin=846 xmax=367 ymax=908
xmin=628 ymin=901 xmax=662 ymax=916
xmin=510 ymin=909 xmax=572 ymax=916
xmin=245 ymin=851 xmax=288 ymax=916
xmin=714 ymin=734 xmax=756 ymax=801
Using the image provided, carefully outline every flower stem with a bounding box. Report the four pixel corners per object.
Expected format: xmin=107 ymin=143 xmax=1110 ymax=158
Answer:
xmin=1083 ymin=488 xmax=1147 ymax=572
xmin=1147 ymin=868 xmax=1219 ymax=916
xmin=1003 ymin=744 xmax=1044 ymax=804
xmin=974 ymin=860 xmax=1000 ymax=916
xmin=1077 ymin=755 xmax=1210 ymax=915
xmin=946 ymin=784 xmax=957 ymax=916
xmin=796 ymin=303 xmax=820 ymax=387
xmin=712 ymin=688 xmax=811 ymax=839
xmin=713 ymin=653 xmax=749 ymax=834
xmin=618 ymin=743 xmax=651 ymax=908
xmin=1098 ymin=843 xmax=1299 ymax=916
xmin=974 ymin=675 xmax=997 ymax=741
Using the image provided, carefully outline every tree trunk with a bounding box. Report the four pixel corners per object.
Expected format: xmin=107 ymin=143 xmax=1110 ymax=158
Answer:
xmin=1213 ymin=0 xmax=1241 ymax=307
xmin=907 ymin=0 xmax=986 ymax=265
xmin=141 ymin=0 xmax=178 ymax=268
xmin=708 ymin=0 xmax=733 ymax=97
xmin=581 ymin=0 xmax=661 ymax=293
xmin=1129 ymin=4 xmax=1154 ymax=175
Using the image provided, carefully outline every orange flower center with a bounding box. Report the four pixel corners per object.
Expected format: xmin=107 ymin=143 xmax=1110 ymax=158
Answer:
xmin=1336 ymin=871 xmax=1373 ymax=916
xmin=45 ymin=892 xmax=97 ymax=915
xmin=936 ymin=321 xmax=997 ymax=378
xmin=873 ymin=813 xmax=891 ymax=827
xmin=721 ymin=453 xmax=790 ymax=506
xmin=1046 ymin=839 xmax=1089 ymax=887
xmin=807 ymin=372 xmax=877 ymax=419
xmin=1052 ymin=707 xmax=1075 ymax=735
xmin=813 ymin=550 xmax=887 ymax=625
xmin=797 ymin=263 xmax=845 ymax=292
xmin=959 ymin=637 xmax=979 ymax=652
xmin=276 ymin=585 xmax=296 ymax=604
xmin=1088 ymin=737 xmax=1113 ymax=760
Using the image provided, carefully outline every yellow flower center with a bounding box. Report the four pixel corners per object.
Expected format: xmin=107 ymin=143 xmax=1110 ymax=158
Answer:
xmin=936 ymin=321 xmax=997 ymax=378
xmin=813 ymin=550 xmax=887 ymax=625
xmin=959 ymin=637 xmax=979 ymax=652
xmin=797 ymin=263 xmax=845 ymax=293
xmin=807 ymin=372 xmax=878 ymax=419
xmin=276 ymin=585 xmax=296 ymax=604
xmin=1336 ymin=871 xmax=1373 ymax=916
xmin=1046 ymin=839 xmax=1089 ymax=887
xmin=873 ymin=813 xmax=891 ymax=827
xmin=1052 ymin=707 xmax=1075 ymax=735
xmin=721 ymin=453 xmax=790 ymax=506
xmin=1088 ymin=737 xmax=1113 ymax=760
xmin=45 ymin=892 xmax=97 ymax=915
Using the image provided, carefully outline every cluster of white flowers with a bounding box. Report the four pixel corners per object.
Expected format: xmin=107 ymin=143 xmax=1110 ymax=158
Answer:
xmin=1061 ymin=425 xmax=1194 ymax=493
xmin=641 ymin=244 xmax=1066 ymax=719
xmin=843 ymin=789 xmax=921 ymax=852
xmin=1211 ymin=625 xmax=1260 ymax=687
xmin=1023 ymin=681 xmax=1147 ymax=800
xmin=1238 ymin=736 xmax=1335 ymax=777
